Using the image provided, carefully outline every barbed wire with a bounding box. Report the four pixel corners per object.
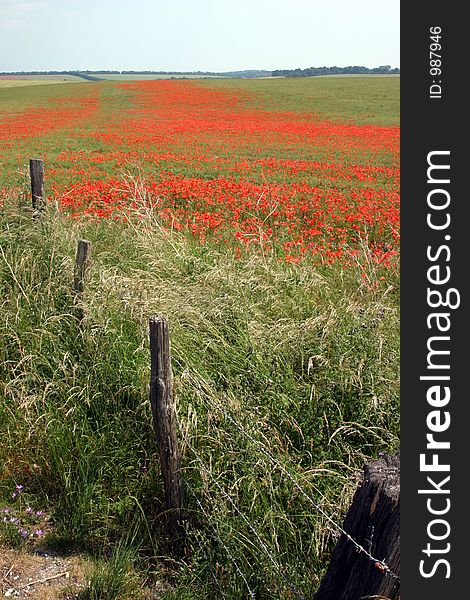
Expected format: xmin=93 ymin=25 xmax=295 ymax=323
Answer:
xmin=178 ymin=419 xmax=307 ymax=600
xmin=183 ymin=478 xmax=255 ymax=599
xmin=179 ymin=375 xmax=399 ymax=582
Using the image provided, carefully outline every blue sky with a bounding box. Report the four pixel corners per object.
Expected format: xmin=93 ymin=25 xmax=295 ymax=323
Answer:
xmin=0 ymin=0 xmax=400 ymax=72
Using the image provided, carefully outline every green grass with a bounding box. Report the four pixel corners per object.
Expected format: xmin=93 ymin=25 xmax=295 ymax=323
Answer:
xmin=78 ymin=539 xmax=144 ymax=599
xmin=203 ymin=76 xmax=400 ymax=125
xmin=0 ymin=196 xmax=399 ymax=598
xmin=0 ymin=78 xmax=82 ymax=89
xmin=0 ymin=80 xmax=96 ymax=113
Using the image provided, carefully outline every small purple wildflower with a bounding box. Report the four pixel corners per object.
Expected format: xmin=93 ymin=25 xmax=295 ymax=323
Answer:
xmin=0 ymin=508 xmax=11 ymax=513
xmin=18 ymin=528 xmax=28 ymax=539
xmin=9 ymin=517 xmax=19 ymax=524
xmin=26 ymin=507 xmax=33 ymax=514
xmin=35 ymin=511 xmax=45 ymax=517
xmin=12 ymin=485 xmax=24 ymax=499
xmin=34 ymin=529 xmax=45 ymax=537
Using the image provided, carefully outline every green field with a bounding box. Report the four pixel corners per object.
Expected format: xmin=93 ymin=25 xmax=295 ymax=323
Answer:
xmin=0 ymin=80 xmax=94 ymax=113
xmin=0 ymin=78 xmax=81 ymax=89
xmin=0 ymin=75 xmax=400 ymax=123
xmin=205 ymin=75 xmax=400 ymax=125
xmin=0 ymin=76 xmax=399 ymax=599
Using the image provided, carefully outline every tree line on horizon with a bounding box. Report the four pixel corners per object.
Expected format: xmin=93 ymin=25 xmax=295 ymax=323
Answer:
xmin=1 ymin=66 xmax=399 ymax=79
xmin=272 ymin=65 xmax=399 ymax=77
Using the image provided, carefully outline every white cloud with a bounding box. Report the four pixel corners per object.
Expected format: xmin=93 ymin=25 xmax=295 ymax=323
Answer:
xmin=0 ymin=1 xmax=50 ymax=30
xmin=4 ymin=1 xmax=49 ymax=12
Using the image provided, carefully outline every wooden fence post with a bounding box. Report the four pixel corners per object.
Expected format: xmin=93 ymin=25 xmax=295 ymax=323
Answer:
xmin=74 ymin=239 xmax=91 ymax=294
xmin=314 ymin=454 xmax=400 ymax=600
xmin=29 ymin=158 xmax=45 ymax=211
xmin=149 ymin=315 xmax=184 ymax=554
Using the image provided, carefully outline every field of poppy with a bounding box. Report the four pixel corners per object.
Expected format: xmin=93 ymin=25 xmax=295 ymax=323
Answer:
xmin=1 ymin=77 xmax=399 ymax=268
xmin=1 ymin=76 xmax=400 ymax=598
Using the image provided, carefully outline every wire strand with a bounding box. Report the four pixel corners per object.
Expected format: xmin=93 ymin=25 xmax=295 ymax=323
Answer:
xmin=180 ymin=377 xmax=399 ymax=582
xmin=179 ymin=421 xmax=307 ymax=600
xmin=184 ymin=479 xmax=255 ymax=599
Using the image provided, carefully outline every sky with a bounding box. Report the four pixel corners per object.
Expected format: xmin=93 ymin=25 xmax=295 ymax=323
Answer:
xmin=0 ymin=0 xmax=400 ymax=72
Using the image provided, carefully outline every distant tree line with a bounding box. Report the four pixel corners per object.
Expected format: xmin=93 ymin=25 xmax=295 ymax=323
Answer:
xmin=272 ymin=65 xmax=400 ymax=77
xmin=120 ymin=70 xmax=213 ymax=75
xmin=1 ymin=67 xmax=399 ymax=80
xmin=0 ymin=70 xmax=102 ymax=80
xmin=0 ymin=69 xmax=270 ymax=79
xmin=117 ymin=70 xmax=271 ymax=77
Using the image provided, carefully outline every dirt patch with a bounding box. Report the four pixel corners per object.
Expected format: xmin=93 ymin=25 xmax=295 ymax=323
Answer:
xmin=0 ymin=547 xmax=89 ymax=599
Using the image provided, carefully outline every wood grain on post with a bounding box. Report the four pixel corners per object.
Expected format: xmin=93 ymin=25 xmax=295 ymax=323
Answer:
xmin=149 ymin=315 xmax=184 ymax=553
xmin=29 ymin=158 xmax=45 ymax=210
xmin=74 ymin=239 xmax=91 ymax=294
xmin=314 ymin=454 xmax=400 ymax=600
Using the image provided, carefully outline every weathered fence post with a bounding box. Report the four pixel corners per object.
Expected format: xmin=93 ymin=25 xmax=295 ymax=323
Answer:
xmin=314 ymin=454 xmax=400 ymax=600
xmin=74 ymin=239 xmax=91 ymax=294
xmin=29 ymin=158 xmax=45 ymax=211
xmin=149 ymin=315 xmax=184 ymax=554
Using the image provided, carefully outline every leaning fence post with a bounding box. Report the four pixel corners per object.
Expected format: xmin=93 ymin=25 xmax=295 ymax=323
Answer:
xmin=29 ymin=158 xmax=45 ymax=211
xmin=74 ymin=239 xmax=91 ymax=294
xmin=314 ymin=454 xmax=400 ymax=600
xmin=149 ymin=315 xmax=184 ymax=554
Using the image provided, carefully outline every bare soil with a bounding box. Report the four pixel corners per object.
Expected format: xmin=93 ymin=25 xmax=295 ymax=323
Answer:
xmin=0 ymin=547 xmax=89 ymax=600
